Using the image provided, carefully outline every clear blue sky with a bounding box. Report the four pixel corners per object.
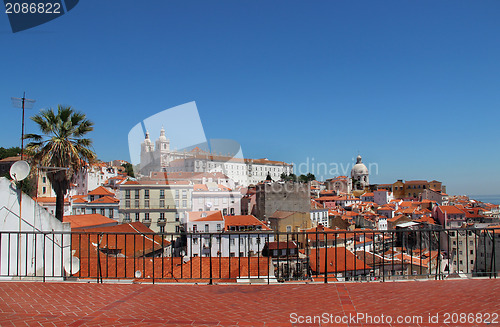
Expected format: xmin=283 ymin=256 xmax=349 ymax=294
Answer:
xmin=1 ymin=1 xmax=499 ymax=195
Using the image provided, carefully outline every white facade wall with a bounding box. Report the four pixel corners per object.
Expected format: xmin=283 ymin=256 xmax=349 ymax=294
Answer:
xmin=192 ymin=191 xmax=242 ymax=215
xmin=187 ymin=232 xmax=274 ymax=258
xmin=310 ymin=209 xmax=329 ymax=227
xmin=374 ymin=190 xmax=394 ymax=206
xmin=0 ymin=178 xmax=71 ymax=280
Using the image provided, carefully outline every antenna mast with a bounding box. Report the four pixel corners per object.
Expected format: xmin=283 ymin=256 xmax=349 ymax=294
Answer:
xmin=11 ymin=92 xmax=36 ymax=159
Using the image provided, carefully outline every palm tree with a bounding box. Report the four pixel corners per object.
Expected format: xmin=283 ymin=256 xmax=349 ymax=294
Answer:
xmin=24 ymin=105 xmax=97 ymax=221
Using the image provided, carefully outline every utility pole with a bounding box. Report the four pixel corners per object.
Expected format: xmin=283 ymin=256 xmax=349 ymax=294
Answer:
xmin=11 ymin=92 xmax=36 ymax=159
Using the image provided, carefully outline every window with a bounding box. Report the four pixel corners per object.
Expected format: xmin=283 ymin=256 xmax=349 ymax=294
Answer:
xmin=109 ymin=209 xmax=114 ymax=218
xmin=144 ymin=190 xmax=149 ymax=199
xmin=145 ymin=200 xmax=149 ymax=208
xmin=160 ymin=189 xmax=165 ymax=199
xmin=91 ymin=208 xmax=96 ymax=214
xmin=100 ymin=209 xmax=105 ymax=216
xmin=175 ymin=226 xmax=180 ymax=233
xmin=470 ymin=250 xmax=473 ymax=255
xmin=159 ymin=226 xmax=165 ymax=233
xmin=223 ymin=208 xmax=227 ymax=215
xmin=135 ymin=200 xmax=139 ymax=208
xmin=182 ymin=190 xmax=187 ymax=199
xmin=205 ymin=224 xmax=209 ymax=232
xmin=286 ymin=225 xmax=292 ymax=233
xmin=256 ymin=237 xmax=261 ymax=244
xmin=239 ymin=252 xmax=244 ymax=257
xmin=135 ymin=190 xmax=139 ymax=199
xmin=193 ymin=224 xmax=197 ymax=233
xmin=230 ymin=208 xmax=234 ymax=215
xmin=216 ymin=224 xmax=221 ymax=232
xmin=160 ymin=212 xmax=165 ymax=220
xmin=175 ymin=190 xmax=179 ymax=199
xmin=144 ymin=213 xmax=150 ymax=221
xmin=125 ymin=190 xmax=130 ymax=199
xmin=175 ymin=200 xmax=179 ymax=207
xmin=160 ymin=200 xmax=165 ymax=208
xmin=216 ymin=236 xmax=220 ymax=244
xmin=182 ymin=200 xmax=187 ymax=208
xmin=42 ymin=187 xmax=46 ymax=194
xmin=231 ymin=238 xmax=235 ymax=245
xmin=230 ymin=252 xmax=235 ymax=257
xmin=193 ymin=237 xmax=198 ymax=245
xmin=42 ymin=176 xmax=46 ymax=183
xmin=175 ymin=213 xmax=179 ymax=221
xmin=124 ymin=213 xmax=130 ymax=220
xmin=135 ymin=213 xmax=140 ymax=222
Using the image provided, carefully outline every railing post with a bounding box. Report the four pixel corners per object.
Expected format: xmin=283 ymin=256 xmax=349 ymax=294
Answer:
xmin=209 ymin=232 xmax=213 ymax=285
xmin=324 ymin=230 xmax=327 ymax=284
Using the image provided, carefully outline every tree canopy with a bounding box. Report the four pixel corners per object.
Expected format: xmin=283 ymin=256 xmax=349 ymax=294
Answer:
xmin=24 ymin=105 xmax=96 ymax=220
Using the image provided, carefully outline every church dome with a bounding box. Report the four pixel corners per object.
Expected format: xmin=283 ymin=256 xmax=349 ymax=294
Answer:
xmin=351 ymin=155 xmax=368 ymax=176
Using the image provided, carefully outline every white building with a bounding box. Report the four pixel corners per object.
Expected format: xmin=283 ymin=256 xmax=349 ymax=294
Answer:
xmin=0 ymin=177 xmax=71 ymax=280
xmin=191 ymin=182 xmax=242 ymax=215
xmin=310 ymin=200 xmax=329 ymax=227
xmin=71 ymin=186 xmax=120 ymax=221
xmin=139 ymin=127 xmax=293 ymax=186
xmin=374 ymin=189 xmax=394 ymax=206
xmin=186 ymin=211 xmax=274 ymax=258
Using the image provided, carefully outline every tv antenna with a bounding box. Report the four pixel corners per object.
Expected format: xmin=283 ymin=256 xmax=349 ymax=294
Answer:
xmin=11 ymin=92 xmax=36 ymax=160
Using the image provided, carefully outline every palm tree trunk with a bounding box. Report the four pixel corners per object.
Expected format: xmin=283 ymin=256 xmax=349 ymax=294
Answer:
xmin=55 ymin=188 xmax=65 ymax=221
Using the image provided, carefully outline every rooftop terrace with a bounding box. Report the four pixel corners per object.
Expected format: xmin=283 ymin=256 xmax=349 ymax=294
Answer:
xmin=0 ymin=279 xmax=498 ymax=326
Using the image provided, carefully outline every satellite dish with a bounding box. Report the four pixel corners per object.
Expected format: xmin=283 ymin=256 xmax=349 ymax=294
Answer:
xmin=135 ymin=270 xmax=142 ymax=278
xmin=206 ymin=202 xmax=213 ymax=208
xmin=10 ymin=160 xmax=30 ymax=182
xmin=64 ymin=256 xmax=80 ymax=275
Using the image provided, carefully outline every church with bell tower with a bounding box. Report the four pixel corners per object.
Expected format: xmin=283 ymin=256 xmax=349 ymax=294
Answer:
xmin=140 ymin=126 xmax=188 ymax=175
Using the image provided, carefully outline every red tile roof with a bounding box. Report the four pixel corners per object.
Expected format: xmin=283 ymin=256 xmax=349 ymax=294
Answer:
xmin=88 ymin=195 xmax=119 ymax=204
xmin=309 ymin=247 xmax=371 ymax=273
xmin=189 ymin=211 xmax=224 ymax=222
xmin=88 ymin=186 xmax=114 ymax=196
xmin=224 ymin=215 xmax=271 ymax=230
xmin=63 ymin=214 xmax=117 ymax=229
xmin=437 ymin=205 xmax=466 ymax=215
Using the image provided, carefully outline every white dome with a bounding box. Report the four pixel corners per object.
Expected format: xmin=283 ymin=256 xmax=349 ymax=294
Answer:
xmin=351 ymin=163 xmax=368 ymax=176
xmin=351 ymin=155 xmax=368 ymax=176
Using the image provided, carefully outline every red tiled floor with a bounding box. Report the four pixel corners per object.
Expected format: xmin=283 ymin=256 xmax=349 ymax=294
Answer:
xmin=0 ymin=279 xmax=498 ymax=326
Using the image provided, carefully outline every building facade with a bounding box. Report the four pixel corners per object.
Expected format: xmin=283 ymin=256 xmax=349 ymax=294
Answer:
xmin=118 ymin=180 xmax=193 ymax=233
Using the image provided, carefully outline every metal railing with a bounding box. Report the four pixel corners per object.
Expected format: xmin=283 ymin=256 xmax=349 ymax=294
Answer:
xmin=0 ymin=227 xmax=497 ymax=284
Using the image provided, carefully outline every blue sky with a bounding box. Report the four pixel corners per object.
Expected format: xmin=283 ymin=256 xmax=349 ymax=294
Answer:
xmin=1 ymin=1 xmax=499 ymax=195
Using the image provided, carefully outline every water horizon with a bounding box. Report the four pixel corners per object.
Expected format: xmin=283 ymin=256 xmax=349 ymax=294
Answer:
xmin=467 ymin=194 xmax=500 ymax=205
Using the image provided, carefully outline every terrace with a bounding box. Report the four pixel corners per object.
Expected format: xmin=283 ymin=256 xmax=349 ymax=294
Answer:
xmin=0 ymin=227 xmax=498 ymax=325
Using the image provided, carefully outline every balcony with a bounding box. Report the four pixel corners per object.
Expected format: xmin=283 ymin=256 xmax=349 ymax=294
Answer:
xmin=0 ymin=227 xmax=498 ymax=284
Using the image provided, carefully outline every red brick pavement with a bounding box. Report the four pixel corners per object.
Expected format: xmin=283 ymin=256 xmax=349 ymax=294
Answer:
xmin=0 ymin=279 xmax=498 ymax=326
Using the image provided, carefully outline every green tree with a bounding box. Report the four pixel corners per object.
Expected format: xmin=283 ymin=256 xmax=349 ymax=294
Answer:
xmin=122 ymin=162 xmax=135 ymax=177
xmin=0 ymin=146 xmax=21 ymax=159
xmin=24 ymin=106 xmax=96 ymax=221
xmin=298 ymin=173 xmax=316 ymax=183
